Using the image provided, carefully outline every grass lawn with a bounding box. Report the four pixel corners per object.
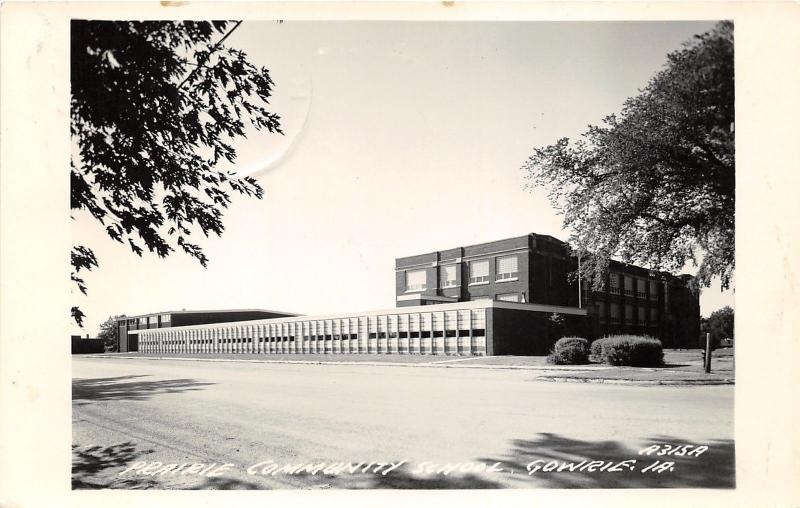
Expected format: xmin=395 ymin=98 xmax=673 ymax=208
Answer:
xmin=535 ymin=348 xmax=734 ymax=384
xmin=112 ymin=352 xmax=446 ymax=364
xmin=94 ymin=348 xmax=734 ymax=384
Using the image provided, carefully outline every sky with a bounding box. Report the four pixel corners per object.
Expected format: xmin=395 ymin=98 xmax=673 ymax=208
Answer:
xmin=72 ymin=20 xmax=734 ymax=335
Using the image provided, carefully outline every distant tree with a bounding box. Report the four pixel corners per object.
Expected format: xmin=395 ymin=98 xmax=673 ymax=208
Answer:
xmin=700 ymin=306 xmax=734 ymax=345
xmin=523 ymin=21 xmax=734 ymax=292
xmin=97 ymin=314 xmax=125 ymax=351
xmin=70 ymin=20 xmax=282 ymax=326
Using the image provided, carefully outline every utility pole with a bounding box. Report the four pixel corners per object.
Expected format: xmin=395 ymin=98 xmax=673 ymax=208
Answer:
xmin=704 ymin=332 xmax=712 ymax=373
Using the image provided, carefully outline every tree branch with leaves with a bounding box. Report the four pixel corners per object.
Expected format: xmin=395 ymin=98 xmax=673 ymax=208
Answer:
xmin=523 ymin=21 xmax=734 ymax=292
xmin=70 ymin=20 xmax=282 ymax=326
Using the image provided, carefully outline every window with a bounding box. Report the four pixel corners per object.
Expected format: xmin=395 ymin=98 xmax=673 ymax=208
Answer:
xmin=161 ymin=314 xmax=171 ymax=323
xmin=496 ymin=255 xmax=518 ymax=281
xmin=457 ymin=310 xmax=470 ymax=330
xmin=406 ymin=269 xmax=426 ymax=291
xmin=636 ymin=279 xmax=647 ymax=299
xmin=649 ymin=281 xmax=659 ymax=300
xmin=470 ymin=260 xmax=490 ymax=284
xmin=596 ymin=301 xmax=606 ymax=321
xmin=497 ymin=293 xmax=520 ymax=302
xmin=471 ymin=309 xmax=486 ymax=327
xmin=610 ymin=303 xmax=620 ymax=323
xmin=609 ymin=273 xmax=621 ymax=294
xmin=472 ymin=309 xmax=486 ymax=336
xmin=625 ymin=304 xmax=634 ymax=322
xmin=638 ymin=307 xmax=646 ymax=325
xmin=440 ymin=264 xmax=457 ymax=288
xmin=624 ymin=276 xmax=634 ymax=296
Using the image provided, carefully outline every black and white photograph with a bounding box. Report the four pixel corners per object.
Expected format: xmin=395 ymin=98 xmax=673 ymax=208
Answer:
xmin=1 ymin=1 xmax=799 ymax=506
xmin=67 ymin=16 xmax=736 ymax=490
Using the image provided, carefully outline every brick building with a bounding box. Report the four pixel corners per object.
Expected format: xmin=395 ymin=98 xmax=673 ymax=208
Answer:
xmin=395 ymin=233 xmax=699 ymax=347
xmin=120 ymin=233 xmax=700 ymax=356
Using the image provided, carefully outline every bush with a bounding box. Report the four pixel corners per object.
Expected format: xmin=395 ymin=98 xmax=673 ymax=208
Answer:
xmin=546 ymin=337 xmax=590 ymax=365
xmin=590 ymin=337 xmax=607 ymax=361
xmin=593 ymin=335 xmax=664 ymax=366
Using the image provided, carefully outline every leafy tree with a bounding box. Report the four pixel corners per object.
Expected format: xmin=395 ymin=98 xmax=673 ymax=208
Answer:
xmin=70 ymin=20 xmax=282 ymax=326
xmin=523 ymin=21 xmax=734 ymax=291
xmin=96 ymin=314 xmax=125 ymax=352
xmin=700 ymin=305 xmax=734 ymax=346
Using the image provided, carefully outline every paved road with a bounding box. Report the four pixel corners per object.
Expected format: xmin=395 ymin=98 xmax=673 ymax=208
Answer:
xmin=72 ymin=357 xmax=734 ymax=489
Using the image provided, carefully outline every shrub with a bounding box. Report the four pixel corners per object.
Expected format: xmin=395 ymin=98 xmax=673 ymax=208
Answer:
xmin=546 ymin=337 xmax=590 ymax=365
xmin=594 ymin=335 xmax=664 ymax=366
xmin=590 ymin=337 xmax=608 ymax=361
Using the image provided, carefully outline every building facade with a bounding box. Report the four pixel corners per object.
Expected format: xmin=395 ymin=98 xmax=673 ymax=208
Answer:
xmin=119 ymin=233 xmax=700 ymax=355
xmin=135 ymin=300 xmax=588 ymax=357
xmin=116 ymin=309 xmax=297 ymax=353
xmin=395 ymin=233 xmax=700 ymax=347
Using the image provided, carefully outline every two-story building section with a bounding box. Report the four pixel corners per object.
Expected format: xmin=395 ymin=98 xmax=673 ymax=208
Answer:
xmin=395 ymin=233 xmax=699 ymax=347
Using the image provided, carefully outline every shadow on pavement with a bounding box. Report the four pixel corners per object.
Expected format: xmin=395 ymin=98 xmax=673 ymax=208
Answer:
xmin=73 ymin=442 xmax=270 ymax=490
xmin=359 ymin=471 xmax=500 ymax=489
xmin=296 ymin=433 xmax=734 ymax=489
xmin=72 ymin=375 xmax=216 ymax=404
xmin=72 ymin=433 xmax=734 ymax=490
xmin=72 ymin=442 xmax=158 ymax=489
xmin=478 ymin=433 xmax=735 ymax=488
xmin=189 ymin=476 xmax=266 ymax=490
xmin=287 ymin=468 xmax=501 ymax=489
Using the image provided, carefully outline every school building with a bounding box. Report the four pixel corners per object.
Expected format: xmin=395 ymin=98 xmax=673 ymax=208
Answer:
xmin=120 ymin=233 xmax=700 ymax=356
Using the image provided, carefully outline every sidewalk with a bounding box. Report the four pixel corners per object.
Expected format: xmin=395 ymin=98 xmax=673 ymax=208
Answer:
xmin=78 ymin=349 xmax=734 ymax=386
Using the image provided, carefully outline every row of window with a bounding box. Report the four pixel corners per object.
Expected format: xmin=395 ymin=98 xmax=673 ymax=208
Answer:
xmin=405 ymin=255 xmax=520 ymax=292
xmin=597 ymin=302 xmax=661 ymax=323
xmin=125 ymin=314 xmax=171 ymax=326
xmin=141 ymin=311 xmax=488 ymax=342
xmin=142 ymin=329 xmax=487 ymax=346
xmin=608 ymin=274 xmax=661 ymax=300
xmin=139 ymin=311 xmax=491 ymax=355
xmin=483 ymin=293 xmax=524 ymax=303
xmin=405 ymin=258 xmax=667 ymax=306
xmin=140 ymin=328 xmax=489 ymax=356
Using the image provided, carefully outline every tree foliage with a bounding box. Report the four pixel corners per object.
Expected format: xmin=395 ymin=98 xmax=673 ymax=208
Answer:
xmin=97 ymin=314 xmax=126 ymax=351
xmin=71 ymin=20 xmax=282 ymax=325
xmin=523 ymin=21 xmax=734 ymax=291
xmin=700 ymin=305 xmax=734 ymax=343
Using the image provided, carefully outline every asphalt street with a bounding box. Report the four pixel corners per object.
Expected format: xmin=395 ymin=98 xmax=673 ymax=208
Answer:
xmin=72 ymin=357 xmax=735 ymax=489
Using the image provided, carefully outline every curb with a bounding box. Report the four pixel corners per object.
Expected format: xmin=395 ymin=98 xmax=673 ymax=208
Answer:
xmin=538 ymin=376 xmax=735 ymax=386
xmin=75 ymin=354 xmax=614 ymax=372
xmin=74 ymin=355 xmax=734 ymax=385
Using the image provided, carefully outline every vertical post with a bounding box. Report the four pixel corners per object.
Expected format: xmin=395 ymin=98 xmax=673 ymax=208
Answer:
xmin=578 ymin=254 xmax=582 ymax=309
xmin=468 ymin=308 xmax=474 ymax=356
xmin=704 ymin=332 xmax=712 ymax=373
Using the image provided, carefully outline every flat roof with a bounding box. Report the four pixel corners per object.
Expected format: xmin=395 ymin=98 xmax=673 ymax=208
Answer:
xmin=394 ymin=232 xmax=693 ymax=279
xmin=119 ymin=308 xmax=300 ymax=320
xmin=395 ymin=232 xmax=540 ymax=261
xmin=129 ymin=300 xmax=587 ymax=333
